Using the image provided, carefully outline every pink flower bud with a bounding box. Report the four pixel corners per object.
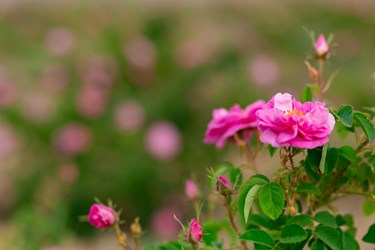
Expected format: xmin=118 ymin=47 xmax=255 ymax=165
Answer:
xmin=88 ymin=204 xmax=116 ymax=229
xmin=314 ymin=34 xmax=329 ymax=58
xmin=185 ymin=180 xmax=199 ymax=201
xmin=186 ymin=218 xmax=203 ymax=243
xmin=216 ymin=176 xmax=233 ymax=196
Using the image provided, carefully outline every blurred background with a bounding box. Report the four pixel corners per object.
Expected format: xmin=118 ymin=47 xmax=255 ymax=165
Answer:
xmin=0 ymin=0 xmax=374 ymax=249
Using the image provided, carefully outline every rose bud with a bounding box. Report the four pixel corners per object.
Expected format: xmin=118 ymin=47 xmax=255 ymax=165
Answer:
xmin=314 ymin=34 xmax=329 ymax=59
xmin=216 ymin=176 xmax=234 ymax=197
xmin=185 ymin=180 xmax=200 ymax=201
xmin=186 ymin=218 xmax=203 ymax=244
xmin=130 ymin=217 xmax=142 ymax=235
xmin=88 ymin=204 xmax=116 ymax=228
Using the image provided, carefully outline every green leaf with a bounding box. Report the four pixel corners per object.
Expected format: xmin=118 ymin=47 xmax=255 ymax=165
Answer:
xmin=338 ymin=145 xmax=357 ymax=164
xmin=341 ymin=230 xmax=359 ymax=250
xmin=239 ymin=229 xmax=275 ymax=248
xmin=314 ymin=211 xmax=337 ymax=228
xmin=315 ymin=225 xmax=341 ymax=250
xmin=353 ymin=111 xmax=375 ymax=142
xmin=229 ymin=168 xmax=243 ymax=190
xmin=238 ymin=175 xmax=269 ymax=223
xmin=362 ymin=223 xmax=375 ymax=243
xmin=268 ymin=145 xmax=277 ymax=157
xmin=259 ymin=183 xmax=285 ymax=220
xmin=296 ymin=184 xmax=321 ymax=196
xmin=363 ymin=199 xmax=375 ymax=216
xmin=301 ymin=86 xmax=312 ymax=103
xmin=335 ymin=105 xmax=354 ymax=127
xmin=319 ymin=143 xmax=329 ymax=174
xmin=244 ymin=184 xmax=262 ymax=223
xmin=286 ymin=214 xmax=313 ymax=227
xmin=324 ymin=148 xmax=339 ymax=174
xmin=310 ymin=240 xmax=325 ymax=250
xmin=307 ymin=147 xmax=323 ymax=175
xmin=280 ymin=224 xmax=307 ymax=244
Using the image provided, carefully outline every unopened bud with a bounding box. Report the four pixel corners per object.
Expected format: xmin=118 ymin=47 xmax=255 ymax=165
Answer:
xmin=216 ymin=176 xmax=233 ymax=197
xmin=314 ymin=34 xmax=329 ymax=59
xmin=130 ymin=217 xmax=142 ymax=235
xmin=287 ymin=206 xmax=297 ymax=216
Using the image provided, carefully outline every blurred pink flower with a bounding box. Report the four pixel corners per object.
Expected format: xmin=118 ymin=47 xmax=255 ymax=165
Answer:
xmin=53 ymin=123 xmax=91 ymax=156
xmin=204 ymin=101 xmax=265 ymax=148
xmin=113 ymin=100 xmax=145 ymax=133
xmin=151 ymin=206 xmax=182 ymax=240
xmin=20 ymin=92 xmax=56 ymax=123
xmin=314 ymin=34 xmax=329 ymax=58
xmin=41 ymin=64 xmax=70 ymax=93
xmin=0 ymin=76 xmax=16 ymax=107
xmin=76 ymin=85 xmax=108 ymax=118
xmin=185 ymin=180 xmax=199 ymax=201
xmin=0 ymin=125 xmax=19 ymax=158
xmin=124 ymin=36 xmax=157 ymax=71
xmin=256 ymin=93 xmax=335 ymax=149
xmin=79 ymin=57 xmax=116 ymax=88
xmin=59 ymin=163 xmax=79 ymax=184
xmin=145 ymin=121 xmax=182 ymax=161
xmin=186 ymin=218 xmax=203 ymax=243
xmin=248 ymin=55 xmax=279 ymax=87
xmin=175 ymin=39 xmax=213 ymax=69
xmin=88 ymin=204 xmax=116 ymax=229
xmin=45 ymin=27 xmax=75 ymax=56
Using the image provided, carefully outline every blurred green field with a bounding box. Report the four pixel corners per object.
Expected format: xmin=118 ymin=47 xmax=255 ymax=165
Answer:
xmin=0 ymin=1 xmax=374 ymax=249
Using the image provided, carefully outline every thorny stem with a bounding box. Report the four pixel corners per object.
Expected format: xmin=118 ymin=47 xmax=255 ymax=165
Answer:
xmin=317 ymin=59 xmax=325 ymax=101
xmin=222 ymin=197 xmax=249 ymax=250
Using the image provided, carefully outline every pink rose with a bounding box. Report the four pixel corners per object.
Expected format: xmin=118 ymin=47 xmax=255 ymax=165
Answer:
xmin=204 ymin=101 xmax=265 ymax=148
xmin=216 ymin=176 xmax=234 ymax=196
xmin=314 ymin=34 xmax=329 ymax=57
xmin=88 ymin=204 xmax=116 ymax=229
xmin=186 ymin=218 xmax=203 ymax=243
xmin=53 ymin=123 xmax=91 ymax=156
xmin=256 ymin=93 xmax=335 ymax=149
xmin=185 ymin=180 xmax=199 ymax=201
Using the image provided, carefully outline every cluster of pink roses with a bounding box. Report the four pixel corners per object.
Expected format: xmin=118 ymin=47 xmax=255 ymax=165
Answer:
xmin=204 ymin=92 xmax=335 ymax=149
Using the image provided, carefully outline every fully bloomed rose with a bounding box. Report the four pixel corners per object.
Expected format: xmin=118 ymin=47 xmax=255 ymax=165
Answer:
xmin=204 ymin=101 xmax=265 ymax=148
xmin=256 ymin=93 xmax=335 ymax=149
xmin=88 ymin=204 xmax=116 ymax=229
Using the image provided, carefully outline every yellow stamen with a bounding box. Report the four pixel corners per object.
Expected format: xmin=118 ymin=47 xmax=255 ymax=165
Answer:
xmin=285 ymin=108 xmax=304 ymax=118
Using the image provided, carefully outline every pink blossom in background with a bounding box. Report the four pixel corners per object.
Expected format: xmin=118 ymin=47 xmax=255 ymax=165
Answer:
xmin=185 ymin=180 xmax=199 ymax=201
xmin=79 ymin=57 xmax=116 ymax=88
xmin=175 ymin=39 xmax=213 ymax=69
xmin=88 ymin=204 xmax=116 ymax=229
xmin=145 ymin=121 xmax=182 ymax=161
xmin=113 ymin=100 xmax=145 ymax=133
xmin=248 ymin=55 xmax=279 ymax=87
xmin=76 ymin=85 xmax=108 ymax=118
xmin=20 ymin=92 xmax=56 ymax=123
xmin=204 ymin=101 xmax=265 ymax=148
xmin=124 ymin=36 xmax=157 ymax=71
xmin=314 ymin=34 xmax=329 ymax=57
xmin=0 ymin=125 xmax=19 ymax=158
xmin=41 ymin=64 xmax=70 ymax=93
xmin=45 ymin=27 xmax=76 ymax=56
xmin=0 ymin=75 xmax=16 ymax=108
xmin=53 ymin=123 xmax=91 ymax=156
xmin=59 ymin=163 xmax=79 ymax=184
xmin=186 ymin=218 xmax=203 ymax=243
xmin=256 ymin=93 xmax=335 ymax=149
xmin=151 ymin=206 xmax=182 ymax=240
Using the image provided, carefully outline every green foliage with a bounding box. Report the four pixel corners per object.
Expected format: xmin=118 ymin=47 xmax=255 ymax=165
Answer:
xmin=362 ymin=223 xmax=375 ymax=243
xmin=239 ymin=229 xmax=275 ymax=248
xmin=314 ymin=225 xmax=341 ymax=250
xmin=296 ymin=184 xmax=321 ymax=196
xmin=353 ymin=111 xmax=375 ymax=142
xmin=334 ymin=105 xmax=354 ymax=127
xmin=280 ymin=224 xmax=307 ymax=244
xmin=286 ymin=215 xmax=313 ymax=227
xmin=259 ymin=183 xmax=285 ymax=220
xmin=244 ymin=185 xmax=262 ymax=223
xmin=314 ymin=211 xmax=337 ymax=228
xmin=301 ymin=86 xmax=313 ymax=103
